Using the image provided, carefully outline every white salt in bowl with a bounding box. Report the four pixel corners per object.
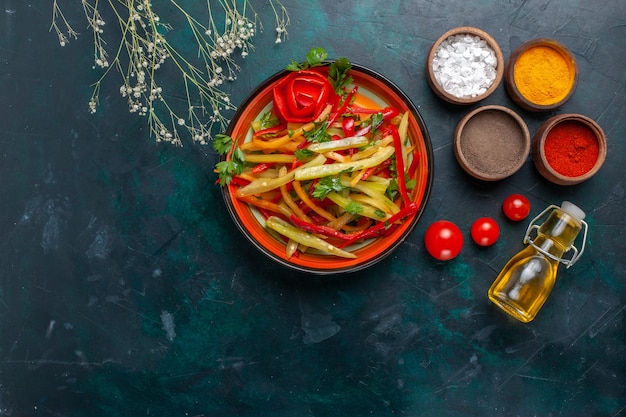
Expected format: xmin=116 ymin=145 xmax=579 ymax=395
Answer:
xmin=426 ymin=27 xmax=504 ymax=105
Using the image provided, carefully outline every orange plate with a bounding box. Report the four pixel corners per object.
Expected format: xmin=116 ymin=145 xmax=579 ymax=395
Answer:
xmin=220 ymin=64 xmax=434 ymax=274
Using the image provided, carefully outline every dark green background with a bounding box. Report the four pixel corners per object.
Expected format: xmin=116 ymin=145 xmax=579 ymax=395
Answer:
xmin=1 ymin=0 xmax=624 ymax=416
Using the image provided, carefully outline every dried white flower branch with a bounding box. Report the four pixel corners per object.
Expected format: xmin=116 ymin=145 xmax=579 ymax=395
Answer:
xmin=50 ymin=0 xmax=290 ymax=146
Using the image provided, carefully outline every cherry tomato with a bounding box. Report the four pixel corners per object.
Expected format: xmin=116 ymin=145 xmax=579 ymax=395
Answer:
xmin=424 ymin=220 xmax=464 ymax=261
xmin=502 ymin=194 xmax=531 ymax=221
xmin=471 ymin=217 xmax=500 ymax=246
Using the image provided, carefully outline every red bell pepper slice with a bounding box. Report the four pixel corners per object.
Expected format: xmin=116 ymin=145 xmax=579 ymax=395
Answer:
xmin=289 ymin=201 xmax=419 ymax=247
xmin=342 ymin=117 xmax=355 ymax=137
xmin=354 ymin=125 xmax=371 ymax=137
xmin=360 ymin=166 xmax=376 ymax=181
xmin=386 ymin=124 xmax=411 ymax=207
xmin=273 ymin=70 xmax=335 ymax=123
xmin=253 ymin=124 xmax=287 ymax=139
xmin=215 ymin=176 xmax=250 ymax=187
xmin=290 ymin=159 xmax=304 ymax=170
xmin=337 ymin=202 xmax=419 ymax=247
xmin=258 ymin=208 xmax=275 ymax=220
xmin=328 ymin=86 xmax=358 ymax=126
xmin=349 ymin=106 xmax=400 ymax=121
xmin=286 ymin=74 xmax=329 ymax=118
xmin=308 ymin=212 xmax=327 ymax=224
xmin=408 ymin=152 xmax=421 ymax=180
xmin=350 ymin=107 xmax=399 ymax=137
xmin=251 ymin=162 xmax=276 ymax=175
xmin=272 ymin=85 xmax=291 ymax=122
xmin=289 ymin=215 xmax=353 ymax=240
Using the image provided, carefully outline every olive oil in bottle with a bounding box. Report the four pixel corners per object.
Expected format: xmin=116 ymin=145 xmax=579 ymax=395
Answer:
xmin=488 ymin=201 xmax=588 ymax=323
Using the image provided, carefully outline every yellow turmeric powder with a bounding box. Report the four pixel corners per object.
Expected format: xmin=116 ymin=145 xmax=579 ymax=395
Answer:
xmin=513 ymin=44 xmax=575 ymax=106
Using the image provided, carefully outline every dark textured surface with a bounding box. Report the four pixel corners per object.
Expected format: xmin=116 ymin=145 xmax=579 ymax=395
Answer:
xmin=1 ymin=1 xmax=625 ymax=416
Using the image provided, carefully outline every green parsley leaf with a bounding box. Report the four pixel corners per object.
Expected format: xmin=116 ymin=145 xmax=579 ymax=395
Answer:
xmin=405 ymin=175 xmax=416 ymax=191
xmin=286 ymin=61 xmax=301 ymax=72
xmin=369 ymin=113 xmax=385 ymax=134
xmin=232 ymin=148 xmax=244 ymax=166
xmin=385 ymin=179 xmax=399 ymax=201
xmin=287 ymin=47 xmax=328 ymax=71
xmin=286 ymin=48 xmax=353 ymax=96
xmin=306 ymin=47 xmax=328 ymax=67
xmin=294 ymin=149 xmax=314 ymax=161
xmin=359 ymin=112 xmax=385 ymax=136
xmin=258 ymin=110 xmax=281 ymax=130
xmin=389 ymin=156 xmax=398 ymax=173
xmin=303 ymin=121 xmax=331 ymax=143
xmin=345 ymin=201 xmax=363 ymax=215
xmin=213 ymin=134 xmax=234 ymax=155
xmin=328 ymin=57 xmax=353 ymax=93
xmin=215 ymin=148 xmax=245 ymax=186
xmin=374 ymin=209 xmax=386 ymax=218
xmin=312 ymin=176 xmax=347 ymax=199
xmin=215 ymin=161 xmax=233 ymax=184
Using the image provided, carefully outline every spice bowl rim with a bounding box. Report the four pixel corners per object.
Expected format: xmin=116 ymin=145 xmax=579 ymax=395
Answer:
xmin=426 ymin=26 xmax=504 ymax=105
xmin=504 ymin=38 xmax=578 ymax=112
xmin=532 ymin=113 xmax=607 ymax=186
xmin=454 ymin=104 xmax=531 ymax=181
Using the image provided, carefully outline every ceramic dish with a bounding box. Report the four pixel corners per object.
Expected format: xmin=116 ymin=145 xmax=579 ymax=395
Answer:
xmin=504 ymin=38 xmax=578 ymax=112
xmin=220 ymin=64 xmax=434 ymax=274
xmin=454 ymin=105 xmax=530 ymax=181
xmin=532 ymin=113 xmax=606 ymax=185
xmin=426 ymin=26 xmax=504 ymax=105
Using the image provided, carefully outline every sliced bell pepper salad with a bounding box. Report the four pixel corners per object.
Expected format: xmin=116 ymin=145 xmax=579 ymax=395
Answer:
xmin=214 ymin=52 xmax=423 ymax=260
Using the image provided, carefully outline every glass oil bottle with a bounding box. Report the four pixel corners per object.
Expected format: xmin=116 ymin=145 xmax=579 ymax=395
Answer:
xmin=488 ymin=201 xmax=588 ymax=323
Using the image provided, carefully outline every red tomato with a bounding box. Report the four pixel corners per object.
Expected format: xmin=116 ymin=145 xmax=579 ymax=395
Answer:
xmin=471 ymin=217 xmax=500 ymax=246
xmin=424 ymin=220 xmax=464 ymax=260
xmin=502 ymin=194 xmax=531 ymax=221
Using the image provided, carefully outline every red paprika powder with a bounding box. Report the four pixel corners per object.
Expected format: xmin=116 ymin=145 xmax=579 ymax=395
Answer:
xmin=544 ymin=120 xmax=599 ymax=177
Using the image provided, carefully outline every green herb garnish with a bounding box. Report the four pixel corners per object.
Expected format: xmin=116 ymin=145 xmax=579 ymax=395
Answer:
xmin=405 ymin=175 xmax=416 ymax=191
xmin=369 ymin=113 xmax=385 ymax=134
xmin=287 ymin=47 xmax=353 ymax=95
xmin=213 ymin=134 xmax=245 ymax=186
xmin=345 ymin=201 xmax=364 ymax=215
xmin=312 ymin=176 xmax=347 ymax=199
xmin=286 ymin=47 xmax=328 ymax=71
xmin=328 ymin=57 xmax=353 ymax=93
xmin=374 ymin=209 xmax=386 ymax=218
xmin=294 ymin=149 xmax=314 ymax=161
xmin=385 ymin=179 xmax=398 ymax=201
xmin=257 ymin=110 xmax=281 ymax=130
xmin=303 ymin=121 xmax=331 ymax=143
xmin=213 ymin=133 xmax=234 ymax=155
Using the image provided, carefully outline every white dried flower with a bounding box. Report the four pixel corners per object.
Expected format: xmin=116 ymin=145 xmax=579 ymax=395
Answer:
xmin=50 ymin=0 xmax=290 ymax=146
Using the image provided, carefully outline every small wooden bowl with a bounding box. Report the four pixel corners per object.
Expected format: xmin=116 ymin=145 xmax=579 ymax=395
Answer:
xmin=532 ymin=114 xmax=607 ymax=185
xmin=454 ymin=105 xmax=530 ymax=181
xmin=426 ymin=26 xmax=504 ymax=105
xmin=504 ymin=38 xmax=578 ymax=112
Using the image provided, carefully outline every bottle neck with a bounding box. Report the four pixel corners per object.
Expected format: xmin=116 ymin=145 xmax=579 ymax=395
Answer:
xmin=531 ymin=208 xmax=582 ymax=262
xmin=532 ymin=235 xmax=565 ymax=259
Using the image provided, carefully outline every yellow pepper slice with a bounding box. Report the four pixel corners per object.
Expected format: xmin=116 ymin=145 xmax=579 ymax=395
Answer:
xmin=265 ymin=216 xmax=357 ymax=259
